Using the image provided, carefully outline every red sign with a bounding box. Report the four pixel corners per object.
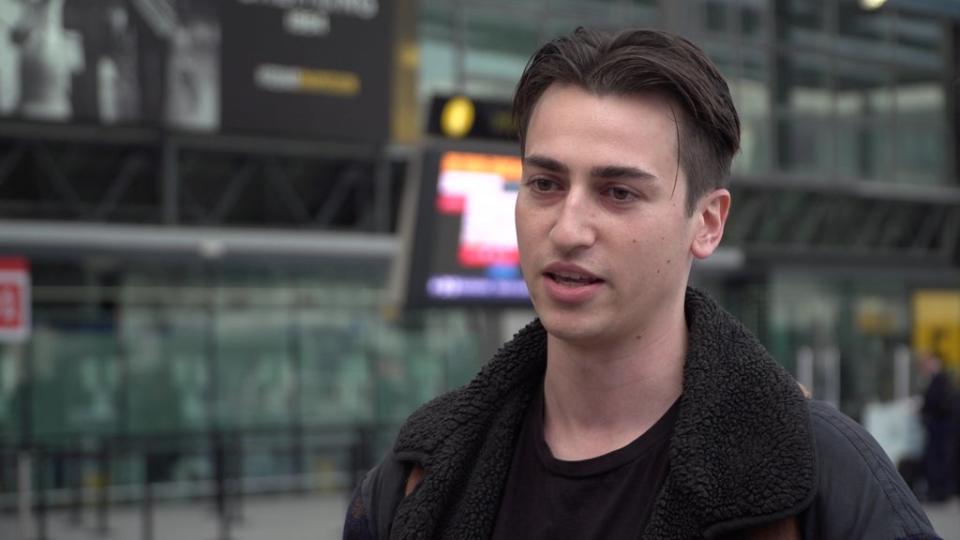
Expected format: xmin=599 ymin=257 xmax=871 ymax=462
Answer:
xmin=0 ymin=258 xmax=30 ymax=343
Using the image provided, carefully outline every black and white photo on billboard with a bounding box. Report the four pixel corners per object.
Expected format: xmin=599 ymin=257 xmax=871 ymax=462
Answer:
xmin=0 ymin=0 xmax=148 ymax=125
xmin=0 ymin=0 xmax=220 ymax=130
xmin=70 ymin=0 xmax=143 ymax=124
xmin=158 ymin=0 xmax=220 ymax=131
xmin=0 ymin=0 xmax=84 ymax=122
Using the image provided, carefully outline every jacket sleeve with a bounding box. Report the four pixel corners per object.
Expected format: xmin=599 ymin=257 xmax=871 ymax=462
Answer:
xmin=342 ymin=456 xmax=411 ymax=540
xmin=800 ymin=400 xmax=941 ymax=540
xmin=343 ymin=478 xmax=376 ymax=540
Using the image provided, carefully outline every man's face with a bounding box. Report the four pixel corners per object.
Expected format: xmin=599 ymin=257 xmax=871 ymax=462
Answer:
xmin=516 ymin=84 xmax=719 ymax=347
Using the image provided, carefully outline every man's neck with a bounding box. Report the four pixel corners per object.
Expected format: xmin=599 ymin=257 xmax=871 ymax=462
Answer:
xmin=541 ymin=300 xmax=687 ymax=461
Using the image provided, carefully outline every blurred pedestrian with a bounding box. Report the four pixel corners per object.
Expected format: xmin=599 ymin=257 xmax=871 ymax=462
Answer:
xmin=920 ymin=351 xmax=957 ymax=502
xmin=345 ymin=27 xmax=939 ymax=539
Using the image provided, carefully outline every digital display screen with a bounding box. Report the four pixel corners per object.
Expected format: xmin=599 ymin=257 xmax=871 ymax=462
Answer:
xmin=405 ymin=150 xmax=531 ymax=307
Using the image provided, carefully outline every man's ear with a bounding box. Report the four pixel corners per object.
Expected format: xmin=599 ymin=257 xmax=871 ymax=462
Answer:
xmin=691 ymin=188 xmax=731 ymax=259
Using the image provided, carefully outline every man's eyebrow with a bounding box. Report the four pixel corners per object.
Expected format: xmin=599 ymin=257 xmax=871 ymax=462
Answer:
xmin=523 ymin=155 xmax=568 ymax=174
xmin=524 ymin=155 xmax=656 ymax=181
xmin=590 ymin=165 xmax=657 ymax=181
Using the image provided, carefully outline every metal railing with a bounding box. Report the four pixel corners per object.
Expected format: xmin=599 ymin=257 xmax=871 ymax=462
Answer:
xmin=0 ymin=424 xmax=384 ymax=540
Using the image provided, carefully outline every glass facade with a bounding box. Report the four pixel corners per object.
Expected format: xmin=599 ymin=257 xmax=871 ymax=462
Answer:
xmin=0 ymin=259 xmax=487 ymax=499
xmin=421 ymin=0 xmax=954 ymax=185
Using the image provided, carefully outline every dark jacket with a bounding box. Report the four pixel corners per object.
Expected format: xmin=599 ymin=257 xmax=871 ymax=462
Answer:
xmin=345 ymin=289 xmax=938 ymax=539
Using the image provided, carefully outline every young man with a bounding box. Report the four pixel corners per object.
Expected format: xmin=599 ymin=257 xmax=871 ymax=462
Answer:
xmin=344 ymin=28 xmax=939 ymax=539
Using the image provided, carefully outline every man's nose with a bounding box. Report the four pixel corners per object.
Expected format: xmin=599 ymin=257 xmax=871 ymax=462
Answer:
xmin=549 ymin=189 xmax=597 ymax=253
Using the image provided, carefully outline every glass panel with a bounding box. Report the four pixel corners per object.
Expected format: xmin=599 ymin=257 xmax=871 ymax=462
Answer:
xmin=0 ymin=346 xmax=18 ymax=444
xmin=371 ymin=311 xmax=482 ymax=423
xmin=766 ymin=275 xmax=911 ymax=417
xmin=836 ymin=0 xmax=895 ymax=62
xmin=896 ymin=121 xmax=947 ymax=185
xmin=733 ymin=48 xmax=771 ymax=176
xmin=740 ymin=0 xmax=765 ymax=43
xmin=895 ymin=72 xmax=944 ymax=123
xmin=734 ymin=115 xmax=772 ymax=175
xmin=835 ymin=58 xmax=893 ymax=117
xmin=543 ymin=16 xmax=623 ymax=40
xmin=834 ymin=57 xmax=893 ymax=181
xmin=124 ymin=304 xmax=208 ymax=435
xmin=777 ymin=115 xmax=834 ymax=176
xmin=779 ymin=0 xmax=831 ymax=50
xmin=464 ymin=5 xmax=541 ymax=99
xmin=703 ymin=0 xmax=730 ymax=34
xmin=214 ymin=288 xmax=295 ymax=428
xmin=30 ymin=319 xmax=119 ymax=441
xmin=893 ymin=11 xmax=945 ymax=72
xmin=547 ymin=0 xmax=621 ymax=19
xmin=702 ymin=40 xmax=739 ymax=87
xmin=625 ymin=0 xmax=660 ymax=22
xmin=420 ymin=0 xmax=458 ymax=99
xmin=894 ymin=66 xmax=946 ymax=185
xmin=836 ymin=121 xmax=894 ymax=181
xmin=299 ymin=304 xmax=375 ymax=425
xmin=776 ymin=52 xmax=832 ymax=116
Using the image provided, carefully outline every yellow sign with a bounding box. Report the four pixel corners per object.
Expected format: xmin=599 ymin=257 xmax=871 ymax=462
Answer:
xmin=299 ymin=68 xmax=360 ymax=96
xmin=913 ymin=290 xmax=960 ymax=369
xmin=440 ymin=96 xmax=476 ymax=139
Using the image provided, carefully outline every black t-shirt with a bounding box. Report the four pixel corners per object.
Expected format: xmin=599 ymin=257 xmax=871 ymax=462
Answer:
xmin=491 ymin=386 xmax=678 ymax=540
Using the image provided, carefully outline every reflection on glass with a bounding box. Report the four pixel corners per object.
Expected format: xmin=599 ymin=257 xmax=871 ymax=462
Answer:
xmin=733 ymin=115 xmax=772 ymax=175
xmin=778 ymin=116 xmax=834 ymax=176
xmin=421 ymin=1 xmax=458 ymax=99
xmin=464 ymin=6 xmax=539 ymax=99
xmin=836 ymin=121 xmax=894 ymax=182
xmin=776 ymin=52 xmax=832 ymax=116
xmin=897 ymin=122 xmax=946 ymax=185
xmin=836 ymin=0 xmax=894 ymax=61
xmin=740 ymin=1 xmax=765 ymax=41
xmin=779 ymin=0 xmax=831 ymax=49
xmin=894 ymin=11 xmax=944 ymax=71
xmin=834 ymin=57 xmax=893 ymax=117
xmin=703 ymin=0 xmax=728 ymax=33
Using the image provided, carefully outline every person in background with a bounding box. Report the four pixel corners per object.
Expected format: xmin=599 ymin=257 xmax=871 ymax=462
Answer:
xmin=920 ymin=350 xmax=957 ymax=503
xmin=345 ymin=27 xmax=940 ymax=539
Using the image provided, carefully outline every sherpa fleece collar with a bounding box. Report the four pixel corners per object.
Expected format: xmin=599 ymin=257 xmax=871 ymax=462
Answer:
xmin=389 ymin=288 xmax=817 ymax=540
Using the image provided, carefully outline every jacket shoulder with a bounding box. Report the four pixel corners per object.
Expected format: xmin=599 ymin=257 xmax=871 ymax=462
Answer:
xmin=343 ymin=451 xmax=413 ymax=540
xmin=800 ymin=400 xmax=940 ymax=540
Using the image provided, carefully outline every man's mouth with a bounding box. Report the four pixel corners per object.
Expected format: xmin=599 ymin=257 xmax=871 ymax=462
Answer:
xmin=546 ymin=271 xmax=603 ymax=287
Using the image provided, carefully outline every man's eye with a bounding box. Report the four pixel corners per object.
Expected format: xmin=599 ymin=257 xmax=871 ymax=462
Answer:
xmin=532 ymin=178 xmax=556 ymax=192
xmin=607 ymin=187 xmax=636 ymax=201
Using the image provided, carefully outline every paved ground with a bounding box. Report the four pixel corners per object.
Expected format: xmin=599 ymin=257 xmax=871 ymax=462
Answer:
xmin=927 ymin=497 xmax=960 ymax=540
xmin=0 ymin=493 xmax=348 ymax=540
xmin=1 ymin=493 xmax=958 ymax=539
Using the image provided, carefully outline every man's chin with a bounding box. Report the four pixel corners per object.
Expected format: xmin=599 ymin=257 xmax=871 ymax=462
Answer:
xmin=540 ymin=315 xmax=608 ymax=348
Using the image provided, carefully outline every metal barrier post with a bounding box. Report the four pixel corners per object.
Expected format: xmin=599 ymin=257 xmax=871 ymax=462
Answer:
xmin=352 ymin=425 xmax=371 ymax=490
xmin=231 ymin=433 xmax=243 ymax=524
xmin=35 ymin=449 xmax=48 ymax=540
xmin=70 ymin=449 xmax=83 ymax=526
xmin=142 ymin=452 xmax=154 ymax=540
xmin=214 ymin=432 xmax=232 ymax=540
xmin=17 ymin=451 xmax=33 ymax=540
xmin=96 ymin=443 xmax=110 ymax=537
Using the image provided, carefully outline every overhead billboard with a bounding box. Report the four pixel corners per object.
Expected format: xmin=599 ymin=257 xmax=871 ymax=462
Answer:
xmin=0 ymin=0 xmax=393 ymax=141
xmin=220 ymin=0 xmax=393 ymax=140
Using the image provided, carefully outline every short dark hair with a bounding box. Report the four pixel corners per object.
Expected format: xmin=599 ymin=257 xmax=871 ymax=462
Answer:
xmin=513 ymin=28 xmax=740 ymax=214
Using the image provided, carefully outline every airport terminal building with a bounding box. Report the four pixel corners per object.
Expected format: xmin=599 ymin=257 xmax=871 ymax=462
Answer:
xmin=0 ymin=0 xmax=957 ymax=507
